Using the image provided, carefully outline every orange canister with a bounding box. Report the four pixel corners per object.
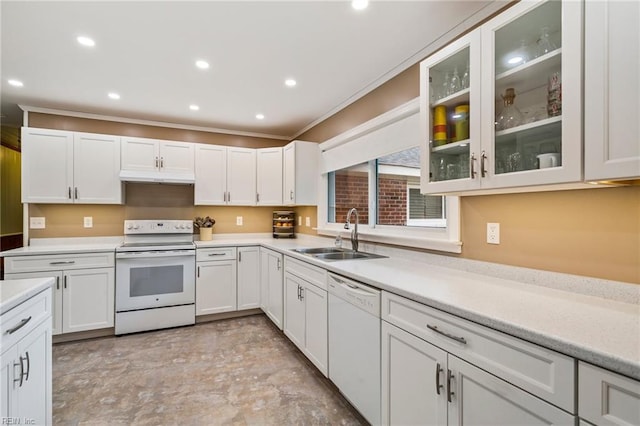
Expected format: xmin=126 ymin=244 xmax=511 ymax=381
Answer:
xmin=433 ymin=105 xmax=447 ymax=146
xmin=452 ymin=104 xmax=469 ymax=142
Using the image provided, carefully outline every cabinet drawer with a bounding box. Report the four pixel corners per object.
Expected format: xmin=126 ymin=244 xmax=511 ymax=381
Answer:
xmin=196 ymin=247 xmax=236 ymax=261
xmin=1 ymin=287 xmax=52 ymax=353
xmin=4 ymin=252 xmax=115 ymax=273
xmin=382 ymin=291 xmax=575 ymax=413
xmin=579 ymin=362 xmax=640 ymax=426
xmin=284 ymin=256 xmax=327 ymax=291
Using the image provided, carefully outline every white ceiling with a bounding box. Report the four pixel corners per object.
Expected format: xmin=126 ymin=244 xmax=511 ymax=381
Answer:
xmin=1 ymin=1 xmax=505 ymax=139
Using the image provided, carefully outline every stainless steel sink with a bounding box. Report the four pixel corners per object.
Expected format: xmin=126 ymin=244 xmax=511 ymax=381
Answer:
xmin=292 ymin=247 xmax=348 ymax=254
xmin=291 ymin=247 xmax=387 ymax=261
xmin=314 ymin=251 xmax=387 ymax=261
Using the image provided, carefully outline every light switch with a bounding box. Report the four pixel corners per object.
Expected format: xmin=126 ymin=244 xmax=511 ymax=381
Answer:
xmin=30 ymin=217 xmax=45 ymax=229
xmin=236 ymin=216 xmax=243 ymax=226
xmin=305 ymin=217 xmax=311 ymax=227
xmin=84 ymin=216 xmax=93 ymax=228
xmin=298 ymin=216 xmax=302 ymax=226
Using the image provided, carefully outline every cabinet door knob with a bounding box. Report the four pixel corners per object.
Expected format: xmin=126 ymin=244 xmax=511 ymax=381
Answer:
xmin=68 ymin=187 xmax=72 ymax=199
xmin=435 ymin=362 xmax=443 ymax=395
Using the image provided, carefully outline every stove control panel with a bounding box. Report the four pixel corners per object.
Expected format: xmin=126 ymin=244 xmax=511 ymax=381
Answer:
xmin=124 ymin=220 xmax=193 ymax=234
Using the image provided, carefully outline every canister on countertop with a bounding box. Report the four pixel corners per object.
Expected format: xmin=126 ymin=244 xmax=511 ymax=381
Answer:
xmin=452 ymin=104 xmax=469 ymax=142
xmin=433 ymin=105 xmax=448 ymax=146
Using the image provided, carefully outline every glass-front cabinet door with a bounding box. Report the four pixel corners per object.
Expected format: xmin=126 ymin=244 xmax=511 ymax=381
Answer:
xmin=420 ymin=30 xmax=481 ymax=192
xmin=480 ymin=0 xmax=582 ymax=189
xmin=420 ymin=0 xmax=582 ymax=195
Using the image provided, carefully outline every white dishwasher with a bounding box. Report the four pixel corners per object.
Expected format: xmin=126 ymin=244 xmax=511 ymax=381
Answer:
xmin=328 ymin=273 xmax=381 ymax=425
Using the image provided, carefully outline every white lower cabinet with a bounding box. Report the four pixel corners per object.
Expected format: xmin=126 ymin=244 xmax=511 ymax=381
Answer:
xmin=578 ymin=362 xmax=640 ymax=426
xmin=1 ymin=287 xmax=52 ymax=425
xmin=196 ymin=247 xmax=237 ymax=315
xmin=260 ymin=248 xmax=283 ymax=329
xmin=237 ymin=246 xmax=260 ymax=310
xmin=382 ymin=321 xmax=574 ymax=426
xmin=5 ymin=260 xmax=115 ymax=335
xmin=283 ymin=268 xmax=328 ymax=377
xmin=382 ymin=321 xmax=447 ymax=426
xmin=381 ymin=291 xmax=577 ymax=425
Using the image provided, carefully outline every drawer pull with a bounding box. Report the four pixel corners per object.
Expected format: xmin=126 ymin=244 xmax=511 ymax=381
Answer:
xmin=6 ymin=316 xmax=32 ymax=335
xmin=49 ymin=260 xmax=76 ymax=265
xmin=435 ymin=362 xmax=443 ymax=395
xmin=208 ymin=253 xmax=226 ymax=257
xmin=427 ymin=324 xmax=467 ymax=345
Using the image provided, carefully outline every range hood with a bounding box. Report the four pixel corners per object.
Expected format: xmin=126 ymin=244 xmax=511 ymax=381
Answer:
xmin=119 ymin=170 xmax=195 ymax=184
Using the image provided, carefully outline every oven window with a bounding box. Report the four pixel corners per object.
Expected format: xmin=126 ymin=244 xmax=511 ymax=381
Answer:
xmin=130 ymin=265 xmax=184 ymax=297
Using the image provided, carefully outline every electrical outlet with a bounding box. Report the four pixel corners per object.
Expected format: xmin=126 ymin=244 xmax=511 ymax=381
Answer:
xmin=30 ymin=217 xmax=45 ymax=229
xmin=298 ymin=216 xmax=302 ymax=226
xmin=305 ymin=217 xmax=311 ymax=227
xmin=83 ymin=216 xmax=93 ymax=228
xmin=487 ymin=222 xmax=500 ymax=244
xmin=236 ymin=216 xmax=243 ymax=226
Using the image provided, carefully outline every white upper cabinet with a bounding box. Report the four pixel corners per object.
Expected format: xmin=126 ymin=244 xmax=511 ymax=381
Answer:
xmin=73 ymin=132 xmax=122 ymax=204
xmin=121 ymin=136 xmax=194 ymax=179
xmin=227 ymin=147 xmax=257 ymax=205
xmin=194 ymin=144 xmax=227 ymax=205
xmin=584 ymin=0 xmax=640 ymax=181
xmin=120 ymin=137 xmax=157 ymax=172
xmin=256 ymin=147 xmax=283 ymax=205
xmin=420 ymin=30 xmax=482 ymax=193
xmin=158 ymin=140 xmax=195 ymax=174
xmin=421 ymin=0 xmax=583 ymax=194
xmin=283 ymin=140 xmax=319 ymax=205
xmin=22 ymin=127 xmax=74 ymax=203
xmin=194 ymin=144 xmax=256 ymax=206
xmin=22 ymin=128 xmax=122 ymax=204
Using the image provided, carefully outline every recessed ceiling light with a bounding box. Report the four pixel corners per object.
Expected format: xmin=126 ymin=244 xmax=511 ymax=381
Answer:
xmin=77 ymin=36 xmax=95 ymax=47
xmin=8 ymin=79 xmax=23 ymax=87
xmin=285 ymin=79 xmax=297 ymax=87
xmin=352 ymin=0 xmax=369 ymax=10
xmin=256 ymin=114 xmax=265 ymax=120
xmin=108 ymin=92 xmax=120 ymax=100
xmin=190 ymin=105 xmax=200 ymax=111
xmin=195 ymin=60 xmax=210 ymax=70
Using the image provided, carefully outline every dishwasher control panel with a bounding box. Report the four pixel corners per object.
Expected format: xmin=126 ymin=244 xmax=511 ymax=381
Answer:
xmin=328 ymin=273 xmax=380 ymax=317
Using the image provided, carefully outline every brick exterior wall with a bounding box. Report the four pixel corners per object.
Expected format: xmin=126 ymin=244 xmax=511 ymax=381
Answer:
xmin=334 ymin=172 xmax=408 ymax=225
xmin=335 ymin=173 xmax=369 ymax=224
xmin=377 ymin=174 xmax=407 ymax=226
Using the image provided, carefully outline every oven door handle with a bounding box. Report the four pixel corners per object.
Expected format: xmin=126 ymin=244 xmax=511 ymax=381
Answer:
xmin=116 ymin=251 xmax=195 ymax=259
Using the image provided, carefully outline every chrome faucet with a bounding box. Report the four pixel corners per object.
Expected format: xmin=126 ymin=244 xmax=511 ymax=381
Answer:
xmin=344 ymin=208 xmax=359 ymax=252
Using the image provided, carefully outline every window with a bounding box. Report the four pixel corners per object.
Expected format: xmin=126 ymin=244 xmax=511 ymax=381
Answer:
xmin=318 ymin=99 xmax=461 ymax=253
xmin=376 ymin=147 xmax=445 ymax=228
xmin=328 ymin=162 xmax=369 ymax=224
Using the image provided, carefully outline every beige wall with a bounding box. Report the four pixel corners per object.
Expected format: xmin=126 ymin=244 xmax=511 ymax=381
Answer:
xmin=28 ymin=183 xmax=317 ymax=238
xmin=460 ymin=187 xmax=640 ymax=284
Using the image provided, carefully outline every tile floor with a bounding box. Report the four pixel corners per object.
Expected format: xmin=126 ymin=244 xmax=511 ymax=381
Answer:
xmin=53 ymin=314 xmax=366 ymax=425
